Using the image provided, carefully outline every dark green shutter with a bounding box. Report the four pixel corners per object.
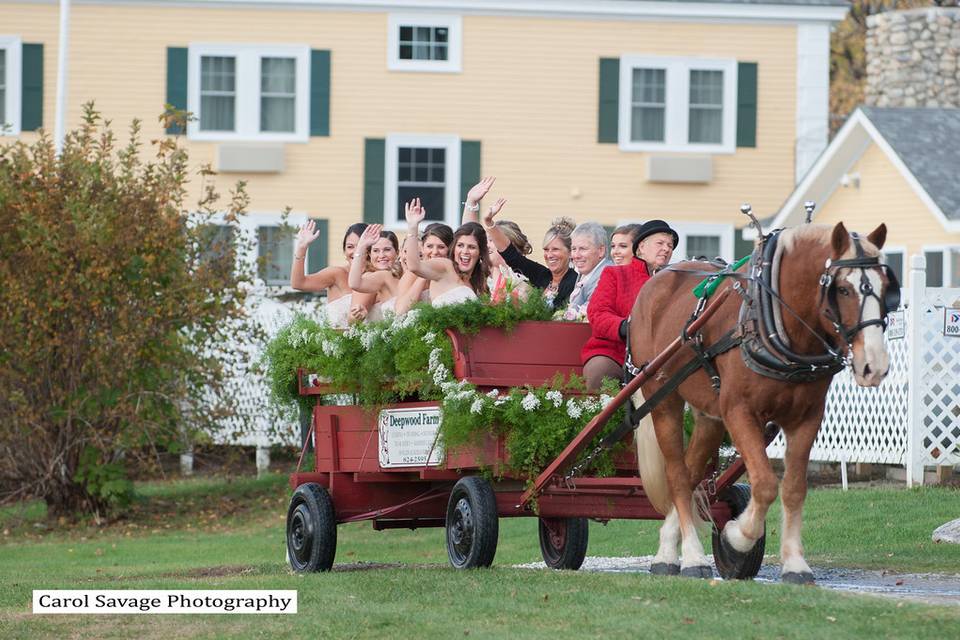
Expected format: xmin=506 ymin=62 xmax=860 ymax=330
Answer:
xmin=21 ymin=44 xmax=44 ymax=131
xmin=734 ymin=228 xmax=755 ymax=260
xmin=363 ymin=138 xmax=385 ymax=224
xmin=165 ymin=47 xmax=188 ymax=135
xmin=310 ymin=49 xmax=330 ymax=137
xmin=598 ymin=58 xmax=619 ymax=144
xmin=307 ymin=218 xmax=329 ymax=272
xmin=736 ymin=62 xmax=758 ymax=148
xmin=459 ymin=140 xmax=481 ymax=202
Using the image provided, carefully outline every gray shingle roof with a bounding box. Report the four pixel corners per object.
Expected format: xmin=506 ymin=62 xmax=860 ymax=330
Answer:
xmin=861 ymin=107 xmax=960 ymax=221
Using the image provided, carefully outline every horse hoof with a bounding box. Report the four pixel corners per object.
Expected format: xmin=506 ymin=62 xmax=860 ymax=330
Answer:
xmin=782 ymin=571 xmax=815 ymax=585
xmin=650 ymin=562 xmax=680 ymax=576
xmin=680 ymin=565 xmax=713 ymax=579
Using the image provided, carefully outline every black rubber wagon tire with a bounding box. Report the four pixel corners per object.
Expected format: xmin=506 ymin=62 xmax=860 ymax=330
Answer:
xmin=445 ymin=476 xmax=499 ymax=569
xmin=286 ymin=483 xmax=337 ymax=572
xmin=538 ymin=517 xmax=589 ymax=570
xmin=712 ymin=483 xmax=765 ymax=580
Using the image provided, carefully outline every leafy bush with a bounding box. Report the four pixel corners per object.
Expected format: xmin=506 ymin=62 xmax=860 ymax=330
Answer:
xmin=0 ymin=105 xmax=257 ymax=519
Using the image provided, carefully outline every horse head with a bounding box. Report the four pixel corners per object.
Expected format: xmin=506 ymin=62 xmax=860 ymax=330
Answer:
xmin=821 ymin=222 xmax=897 ymax=387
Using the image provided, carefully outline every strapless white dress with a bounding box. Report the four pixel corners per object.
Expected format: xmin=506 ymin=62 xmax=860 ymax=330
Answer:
xmin=431 ymin=286 xmax=477 ymax=307
xmin=368 ymin=297 xmax=396 ymax=323
xmin=323 ymin=295 xmax=352 ymax=329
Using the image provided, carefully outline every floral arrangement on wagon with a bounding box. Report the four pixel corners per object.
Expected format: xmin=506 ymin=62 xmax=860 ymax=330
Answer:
xmin=263 ymin=295 xmax=625 ymax=480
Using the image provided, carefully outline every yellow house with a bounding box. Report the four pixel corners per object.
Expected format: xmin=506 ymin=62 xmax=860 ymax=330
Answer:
xmin=1 ymin=0 xmax=847 ymax=285
xmin=765 ymin=106 xmax=960 ymax=287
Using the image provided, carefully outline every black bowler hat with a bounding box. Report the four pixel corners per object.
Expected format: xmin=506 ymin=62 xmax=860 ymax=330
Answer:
xmin=633 ymin=219 xmax=679 ymax=253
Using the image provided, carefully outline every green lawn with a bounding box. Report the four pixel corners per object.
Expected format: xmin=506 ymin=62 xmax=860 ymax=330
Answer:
xmin=0 ymin=474 xmax=957 ymax=639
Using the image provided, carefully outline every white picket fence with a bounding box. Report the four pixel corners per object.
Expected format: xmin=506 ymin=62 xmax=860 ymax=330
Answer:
xmin=766 ymin=255 xmax=960 ymax=486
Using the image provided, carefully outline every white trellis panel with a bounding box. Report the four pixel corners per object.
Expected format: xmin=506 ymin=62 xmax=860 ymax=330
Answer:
xmin=913 ymin=287 xmax=960 ymax=468
xmin=767 ymin=254 xmax=960 ymax=485
xmin=765 ymin=330 xmax=909 ymax=465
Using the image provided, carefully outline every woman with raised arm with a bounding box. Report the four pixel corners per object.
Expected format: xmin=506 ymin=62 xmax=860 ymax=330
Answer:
xmin=348 ymin=224 xmax=403 ymax=321
xmin=460 ymin=176 xmax=497 ymax=225
xmin=394 ymin=222 xmax=455 ymax=315
xmin=291 ymin=221 xmax=375 ymax=328
xmin=404 ymin=198 xmax=490 ymax=306
xmin=483 ymin=201 xmax=577 ymax=308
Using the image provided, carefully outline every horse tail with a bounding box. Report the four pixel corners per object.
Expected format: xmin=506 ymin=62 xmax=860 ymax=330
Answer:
xmin=633 ymin=388 xmax=672 ymax=515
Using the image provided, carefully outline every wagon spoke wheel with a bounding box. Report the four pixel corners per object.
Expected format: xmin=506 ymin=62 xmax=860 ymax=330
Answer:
xmin=538 ymin=517 xmax=589 ymax=570
xmin=445 ymin=477 xmax=499 ymax=569
xmin=712 ymin=483 xmax=765 ymax=580
xmin=286 ymin=483 xmax=337 ymax=572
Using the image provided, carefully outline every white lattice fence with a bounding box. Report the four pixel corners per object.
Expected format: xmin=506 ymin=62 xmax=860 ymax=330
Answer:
xmin=767 ymin=256 xmax=960 ymax=485
xmin=913 ymin=287 xmax=960 ymax=469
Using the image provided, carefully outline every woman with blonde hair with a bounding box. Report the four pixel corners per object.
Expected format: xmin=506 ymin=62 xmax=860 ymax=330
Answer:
xmin=484 ymin=203 xmax=577 ymax=308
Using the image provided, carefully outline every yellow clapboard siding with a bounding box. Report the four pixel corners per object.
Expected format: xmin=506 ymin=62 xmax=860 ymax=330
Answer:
xmin=1 ymin=2 xmax=801 ymax=261
xmin=816 ymin=143 xmax=960 ymax=259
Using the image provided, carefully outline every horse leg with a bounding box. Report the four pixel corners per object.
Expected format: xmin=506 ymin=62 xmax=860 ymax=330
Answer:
xmin=650 ymin=507 xmax=681 ymax=575
xmin=720 ymin=407 xmax=779 ymax=558
xmin=779 ymin=420 xmax=821 ymax=584
xmin=651 ymin=400 xmax=712 ymax=578
xmin=685 ymin=408 xmax=726 ymax=490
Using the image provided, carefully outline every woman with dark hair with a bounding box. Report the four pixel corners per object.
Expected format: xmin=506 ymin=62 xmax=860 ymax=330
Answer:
xmin=348 ymin=225 xmax=403 ymax=321
xmin=581 ymin=219 xmax=678 ymax=391
xmin=609 ymin=223 xmax=641 ymax=266
xmin=291 ymin=221 xmax=373 ymax=327
xmin=394 ymin=222 xmax=454 ymax=315
xmin=404 ymin=198 xmax=490 ymax=306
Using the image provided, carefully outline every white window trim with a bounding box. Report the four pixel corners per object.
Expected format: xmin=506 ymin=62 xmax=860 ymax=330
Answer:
xmin=669 ymin=221 xmax=735 ymax=262
xmin=618 ymin=55 xmax=737 ymax=154
xmin=384 ymin=133 xmax=461 ymax=230
xmin=0 ymin=36 xmax=22 ymax=136
xmin=921 ymin=244 xmax=960 ymax=288
xmin=187 ymin=43 xmax=310 ymax=143
xmin=387 ymin=13 xmax=462 ymax=73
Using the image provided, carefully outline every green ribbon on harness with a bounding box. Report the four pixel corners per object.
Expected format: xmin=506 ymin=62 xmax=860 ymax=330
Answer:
xmin=692 ymin=255 xmax=751 ymax=299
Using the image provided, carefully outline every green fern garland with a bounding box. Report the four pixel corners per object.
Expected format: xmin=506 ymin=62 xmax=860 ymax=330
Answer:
xmin=262 ymin=296 xmax=625 ymax=477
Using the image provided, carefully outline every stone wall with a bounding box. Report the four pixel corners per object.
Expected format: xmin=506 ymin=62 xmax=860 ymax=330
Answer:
xmin=866 ymin=8 xmax=960 ymax=108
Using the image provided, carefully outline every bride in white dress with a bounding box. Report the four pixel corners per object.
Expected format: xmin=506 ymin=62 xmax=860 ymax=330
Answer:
xmin=348 ymin=225 xmax=403 ymax=322
xmin=403 ymin=198 xmax=489 ymax=307
xmin=291 ymin=220 xmax=376 ymax=328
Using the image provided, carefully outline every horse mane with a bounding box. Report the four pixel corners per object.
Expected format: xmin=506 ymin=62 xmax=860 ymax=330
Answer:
xmin=778 ymin=224 xmax=880 ymax=259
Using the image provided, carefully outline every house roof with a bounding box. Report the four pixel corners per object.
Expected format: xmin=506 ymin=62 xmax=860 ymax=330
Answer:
xmin=859 ymin=107 xmax=960 ymax=223
xmin=759 ymin=106 xmax=960 ymax=235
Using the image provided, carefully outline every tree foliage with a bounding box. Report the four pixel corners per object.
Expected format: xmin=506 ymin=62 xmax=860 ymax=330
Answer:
xmin=0 ymin=105 xmax=257 ymax=519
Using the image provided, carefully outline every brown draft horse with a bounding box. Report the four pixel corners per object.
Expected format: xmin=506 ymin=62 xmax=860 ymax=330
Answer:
xmin=630 ymin=222 xmax=895 ymax=583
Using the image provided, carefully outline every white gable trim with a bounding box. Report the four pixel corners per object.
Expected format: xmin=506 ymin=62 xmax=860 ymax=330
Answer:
xmin=32 ymin=1 xmax=850 ymax=24
xmin=758 ymin=108 xmax=960 ymax=236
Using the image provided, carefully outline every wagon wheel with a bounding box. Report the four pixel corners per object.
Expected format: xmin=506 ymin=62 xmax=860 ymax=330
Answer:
xmin=286 ymin=483 xmax=337 ymax=572
xmin=712 ymin=483 xmax=765 ymax=580
xmin=445 ymin=477 xmax=499 ymax=569
xmin=538 ymin=517 xmax=589 ymax=570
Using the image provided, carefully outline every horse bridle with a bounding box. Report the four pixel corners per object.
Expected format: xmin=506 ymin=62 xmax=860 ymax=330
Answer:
xmin=818 ymin=232 xmax=901 ymax=350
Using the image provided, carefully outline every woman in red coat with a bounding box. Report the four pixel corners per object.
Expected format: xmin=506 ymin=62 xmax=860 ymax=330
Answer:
xmin=582 ymin=220 xmax=678 ymax=391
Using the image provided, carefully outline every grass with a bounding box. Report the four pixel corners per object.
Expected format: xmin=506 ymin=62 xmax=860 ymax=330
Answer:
xmin=0 ymin=474 xmax=958 ymax=639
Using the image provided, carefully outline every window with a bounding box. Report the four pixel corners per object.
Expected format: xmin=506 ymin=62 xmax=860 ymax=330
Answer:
xmin=258 ymin=225 xmax=295 ymax=286
xmin=923 ymin=246 xmax=960 ymax=288
xmin=388 ymin=14 xmax=462 ymax=72
xmin=619 ymin=55 xmax=737 ymax=153
xmin=384 ymin=134 xmax=461 ymax=229
xmin=668 ymin=222 xmax=735 ymax=262
xmin=0 ymin=36 xmax=21 ymax=135
xmin=187 ymin=44 xmax=309 ymax=142
xmin=881 ymin=247 xmax=904 ymax=286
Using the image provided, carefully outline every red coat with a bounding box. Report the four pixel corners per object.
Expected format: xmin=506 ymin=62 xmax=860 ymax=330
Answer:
xmin=582 ymin=258 xmax=652 ymax=366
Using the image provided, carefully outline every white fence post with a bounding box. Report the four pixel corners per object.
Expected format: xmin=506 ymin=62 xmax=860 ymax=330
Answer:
xmin=906 ymin=254 xmax=926 ymax=487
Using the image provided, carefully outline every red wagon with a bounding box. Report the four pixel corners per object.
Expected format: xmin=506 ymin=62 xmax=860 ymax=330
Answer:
xmin=286 ymin=298 xmax=766 ymax=577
